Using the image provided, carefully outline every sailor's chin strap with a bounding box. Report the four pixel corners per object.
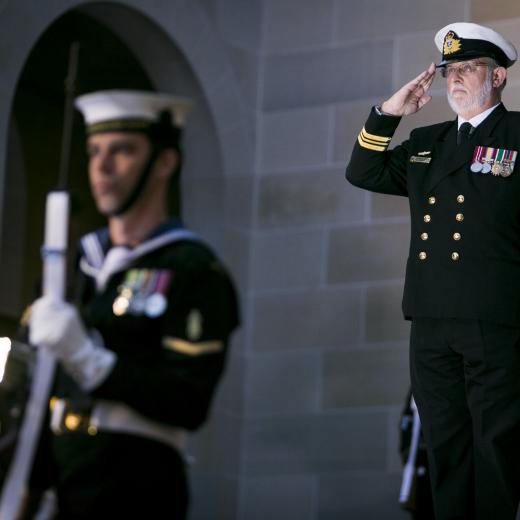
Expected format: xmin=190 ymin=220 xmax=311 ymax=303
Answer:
xmin=109 ymin=145 xmax=160 ymax=217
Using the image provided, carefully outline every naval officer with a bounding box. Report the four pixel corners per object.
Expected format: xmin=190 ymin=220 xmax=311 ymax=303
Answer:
xmin=346 ymin=22 xmax=520 ymax=519
xmin=28 ymin=90 xmax=240 ymax=518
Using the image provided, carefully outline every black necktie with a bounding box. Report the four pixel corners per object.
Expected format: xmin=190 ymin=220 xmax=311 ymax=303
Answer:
xmin=457 ymin=122 xmax=474 ymax=145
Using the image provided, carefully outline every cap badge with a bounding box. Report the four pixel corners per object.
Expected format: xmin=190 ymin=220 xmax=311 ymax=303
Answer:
xmin=443 ymin=31 xmax=462 ymax=56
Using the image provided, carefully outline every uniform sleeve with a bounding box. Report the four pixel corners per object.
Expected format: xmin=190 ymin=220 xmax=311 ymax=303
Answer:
xmin=92 ymin=260 xmax=239 ymax=430
xmin=346 ymin=107 xmax=411 ymax=196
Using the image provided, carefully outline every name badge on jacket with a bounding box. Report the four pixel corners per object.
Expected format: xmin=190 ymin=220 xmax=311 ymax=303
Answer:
xmin=410 ymin=151 xmax=432 ymax=164
xmin=470 ymin=146 xmax=517 ymax=177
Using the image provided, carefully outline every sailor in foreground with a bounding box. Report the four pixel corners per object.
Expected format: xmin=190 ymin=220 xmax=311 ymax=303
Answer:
xmin=28 ymin=90 xmax=240 ymax=518
xmin=346 ymin=22 xmax=520 ymax=519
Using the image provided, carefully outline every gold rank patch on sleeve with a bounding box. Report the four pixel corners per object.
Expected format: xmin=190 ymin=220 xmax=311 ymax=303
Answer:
xmin=357 ymin=127 xmax=392 ymax=152
xmin=162 ymin=337 xmax=224 ymax=356
xmin=186 ymin=308 xmax=203 ymax=341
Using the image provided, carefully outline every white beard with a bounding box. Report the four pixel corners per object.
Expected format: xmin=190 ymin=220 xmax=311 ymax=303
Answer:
xmin=447 ymin=70 xmax=493 ymax=115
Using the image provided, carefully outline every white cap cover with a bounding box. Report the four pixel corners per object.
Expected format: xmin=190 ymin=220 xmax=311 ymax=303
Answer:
xmin=435 ymin=22 xmax=517 ymax=68
xmin=75 ymin=90 xmax=193 ymax=132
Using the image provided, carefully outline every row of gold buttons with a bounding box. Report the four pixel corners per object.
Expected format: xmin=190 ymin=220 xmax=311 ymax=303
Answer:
xmin=418 ymin=251 xmax=460 ymax=261
xmin=428 ymin=195 xmax=465 ymax=205
xmin=423 ymin=213 xmax=464 ymax=223
xmin=421 ymin=232 xmax=461 ymax=241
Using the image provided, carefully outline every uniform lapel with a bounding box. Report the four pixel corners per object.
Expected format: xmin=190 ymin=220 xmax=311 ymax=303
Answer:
xmin=425 ymin=103 xmax=507 ymax=193
xmin=424 ymin=121 xmax=457 ymax=193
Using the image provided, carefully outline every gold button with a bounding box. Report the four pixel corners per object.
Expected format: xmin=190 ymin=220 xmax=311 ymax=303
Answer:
xmin=453 ymin=232 xmax=461 ymax=241
xmin=419 ymin=251 xmax=427 ymax=260
xmin=424 ymin=214 xmax=431 ymax=223
xmin=420 ymin=233 xmax=428 ymax=241
xmin=65 ymin=413 xmax=81 ymax=431
xmin=88 ymin=425 xmax=98 ymax=436
xmin=428 ymin=196 xmax=436 ymax=205
xmin=456 ymin=213 xmax=464 ymax=222
xmin=451 ymin=252 xmax=460 ymax=261
xmin=457 ymin=195 xmax=465 ymax=203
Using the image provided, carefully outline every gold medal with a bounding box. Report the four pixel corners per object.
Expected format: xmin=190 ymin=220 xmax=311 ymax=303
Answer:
xmin=491 ymin=162 xmax=502 ymax=176
xmin=113 ymin=296 xmax=130 ymax=316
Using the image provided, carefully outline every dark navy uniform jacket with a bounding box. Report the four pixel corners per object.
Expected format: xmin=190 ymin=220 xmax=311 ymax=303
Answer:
xmin=73 ymin=220 xmax=239 ymax=430
xmin=346 ymin=103 xmax=520 ymax=326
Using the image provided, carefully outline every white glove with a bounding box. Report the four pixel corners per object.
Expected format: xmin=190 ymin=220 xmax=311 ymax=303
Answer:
xmin=29 ymin=296 xmax=116 ymax=391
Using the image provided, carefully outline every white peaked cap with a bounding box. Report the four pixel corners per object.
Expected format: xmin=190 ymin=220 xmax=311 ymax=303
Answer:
xmin=75 ymin=90 xmax=193 ymax=130
xmin=434 ymin=22 xmax=517 ymax=67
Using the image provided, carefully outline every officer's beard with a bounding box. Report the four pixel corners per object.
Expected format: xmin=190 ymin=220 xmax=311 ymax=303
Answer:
xmin=447 ymin=68 xmax=494 ymax=116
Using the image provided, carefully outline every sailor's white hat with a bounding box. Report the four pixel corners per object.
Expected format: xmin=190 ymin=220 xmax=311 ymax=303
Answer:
xmin=75 ymin=90 xmax=192 ymax=134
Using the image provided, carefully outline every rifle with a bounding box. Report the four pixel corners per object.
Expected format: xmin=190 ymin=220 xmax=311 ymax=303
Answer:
xmin=0 ymin=42 xmax=79 ymax=519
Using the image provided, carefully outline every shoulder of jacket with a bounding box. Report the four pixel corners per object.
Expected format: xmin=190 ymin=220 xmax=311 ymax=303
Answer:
xmin=503 ymin=110 xmax=520 ymax=120
xmin=160 ymin=239 xmax=217 ymax=268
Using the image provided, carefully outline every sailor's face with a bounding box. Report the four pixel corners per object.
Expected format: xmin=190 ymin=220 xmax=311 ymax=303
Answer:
xmin=86 ymin=132 xmax=151 ymax=216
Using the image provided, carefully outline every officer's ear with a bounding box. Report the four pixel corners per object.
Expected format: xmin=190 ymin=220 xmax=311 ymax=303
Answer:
xmin=155 ymin=149 xmax=179 ymax=180
xmin=492 ymin=66 xmax=507 ymax=89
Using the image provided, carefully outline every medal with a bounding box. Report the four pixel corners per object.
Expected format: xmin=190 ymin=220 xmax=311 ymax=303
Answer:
xmin=470 ymin=146 xmax=483 ymax=172
xmin=131 ymin=295 xmax=146 ymax=314
xmin=501 ymin=163 xmax=512 ymax=177
xmin=113 ymin=296 xmax=130 ymax=316
xmin=500 ymin=150 xmax=517 ymax=177
xmin=492 ymin=162 xmax=502 ymax=176
xmin=145 ymin=293 xmax=167 ymax=318
xmin=482 ymin=147 xmax=496 ymax=174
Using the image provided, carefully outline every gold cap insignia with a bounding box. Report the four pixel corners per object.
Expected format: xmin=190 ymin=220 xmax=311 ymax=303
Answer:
xmin=186 ymin=309 xmax=203 ymax=341
xmin=443 ymin=31 xmax=462 ymax=56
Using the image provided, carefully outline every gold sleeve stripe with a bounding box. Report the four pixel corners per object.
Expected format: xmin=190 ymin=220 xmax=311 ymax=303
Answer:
xmin=360 ymin=133 xmax=389 ymax=146
xmin=358 ymin=135 xmax=387 ymax=152
xmin=162 ymin=337 xmax=224 ymax=356
xmin=360 ymin=127 xmax=392 ymax=143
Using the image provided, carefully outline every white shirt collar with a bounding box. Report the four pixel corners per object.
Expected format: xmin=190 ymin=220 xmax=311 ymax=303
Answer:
xmin=457 ymin=103 xmax=500 ymax=130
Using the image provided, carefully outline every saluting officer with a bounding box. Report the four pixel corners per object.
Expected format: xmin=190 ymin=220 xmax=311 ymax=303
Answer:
xmin=346 ymin=22 xmax=520 ymax=519
xmin=28 ymin=90 xmax=240 ymax=519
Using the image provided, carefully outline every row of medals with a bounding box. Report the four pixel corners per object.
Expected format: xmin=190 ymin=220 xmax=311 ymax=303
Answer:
xmin=113 ymin=286 xmax=168 ymax=318
xmin=470 ymin=159 xmax=514 ymax=177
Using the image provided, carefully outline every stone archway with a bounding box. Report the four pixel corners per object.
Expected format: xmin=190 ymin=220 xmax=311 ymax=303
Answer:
xmin=0 ymin=0 xmax=251 ymax=319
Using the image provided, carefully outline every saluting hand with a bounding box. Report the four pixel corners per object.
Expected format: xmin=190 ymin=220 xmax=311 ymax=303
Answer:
xmin=381 ymin=63 xmax=436 ymax=116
